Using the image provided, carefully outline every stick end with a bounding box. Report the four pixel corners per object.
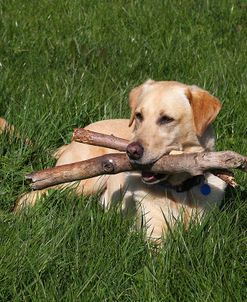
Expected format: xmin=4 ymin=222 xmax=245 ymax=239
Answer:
xmin=72 ymin=128 xmax=79 ymax=141
xmin=25 ymin=173 xmax=34 ymax=182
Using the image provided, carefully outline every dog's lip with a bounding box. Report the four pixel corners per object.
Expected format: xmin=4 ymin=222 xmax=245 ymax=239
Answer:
xmin=141 ymin=171 xmax=169 ymax=184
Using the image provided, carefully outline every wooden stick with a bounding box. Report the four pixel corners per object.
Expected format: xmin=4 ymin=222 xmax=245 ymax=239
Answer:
xmin=71 ymin=128 xmax=240 ymax=188
xmin=26 ymin=151 xmax=247 ymax=190
xmin=210 ymin=169 xmax=237 ymax=188
xmin=73 ymin=128 xmax=128 ymax=151
xmin=26 ymin=153 xmax=132 ymax=190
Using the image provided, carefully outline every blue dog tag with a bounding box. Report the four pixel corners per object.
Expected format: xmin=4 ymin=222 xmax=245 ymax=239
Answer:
xmin=200 ymin=184 xmax=211 ymax=196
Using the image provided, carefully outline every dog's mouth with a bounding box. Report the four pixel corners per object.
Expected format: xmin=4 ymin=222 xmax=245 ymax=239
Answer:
xmin=141 ymin=171 xmax=169 ymax=184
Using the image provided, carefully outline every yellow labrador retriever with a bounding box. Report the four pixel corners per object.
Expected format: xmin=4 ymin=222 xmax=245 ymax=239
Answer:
xmin=15 ymin=80 xmax=227 ymax=240
xmin=0 ymin=118 xmax=14 ymax=134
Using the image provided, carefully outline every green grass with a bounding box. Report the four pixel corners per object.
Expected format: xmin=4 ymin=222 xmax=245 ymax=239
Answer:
xmin=0 ymin=0 xmax=246 ymax=300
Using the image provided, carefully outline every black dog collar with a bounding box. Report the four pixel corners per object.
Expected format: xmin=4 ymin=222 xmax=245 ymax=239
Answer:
xmin=161 ymin=175 xmax=205 ymax=193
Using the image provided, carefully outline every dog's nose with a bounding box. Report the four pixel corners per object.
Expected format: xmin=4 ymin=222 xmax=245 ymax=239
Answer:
xmin=126 ymin=142 xmax=144 ymax=160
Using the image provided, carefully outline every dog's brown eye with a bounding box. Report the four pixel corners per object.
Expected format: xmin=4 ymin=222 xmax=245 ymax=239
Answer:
xmin=158 ymin=115 xmax=174 ymax=125
xmin=135 ymin=112 xmax=143 ymax=122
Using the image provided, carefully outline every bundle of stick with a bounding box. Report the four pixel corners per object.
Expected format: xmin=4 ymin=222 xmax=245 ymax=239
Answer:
xmin=26 ymin=128 xmax=247 ymax=190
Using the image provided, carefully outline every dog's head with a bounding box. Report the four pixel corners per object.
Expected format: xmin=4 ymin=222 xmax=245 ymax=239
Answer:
xmin=126 ymin=80 xmax=221 ymax=183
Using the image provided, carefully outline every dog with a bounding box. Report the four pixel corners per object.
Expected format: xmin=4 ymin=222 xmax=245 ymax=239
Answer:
xmin=15 ymin=80 xmax=227 ymax=240
xmin=0 ymin=118 xmax=15 ymax=135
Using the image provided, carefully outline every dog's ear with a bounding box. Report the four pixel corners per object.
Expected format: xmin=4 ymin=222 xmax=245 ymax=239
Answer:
xmin=128 ymin=79 xmax=154 ymax=127
xmin=186 ymin=86 xmax=222 ymax=137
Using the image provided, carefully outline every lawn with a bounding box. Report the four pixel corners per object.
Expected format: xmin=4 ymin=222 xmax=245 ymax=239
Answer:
xmin=0 ymin=0 xmax=246 ymax=301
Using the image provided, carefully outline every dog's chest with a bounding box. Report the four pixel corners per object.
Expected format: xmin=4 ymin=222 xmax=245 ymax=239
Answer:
xmin=124 ymin=172 xmax=227 ymax=210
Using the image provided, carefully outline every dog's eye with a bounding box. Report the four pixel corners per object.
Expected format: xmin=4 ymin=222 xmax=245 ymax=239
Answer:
xmin=158 ymin=115 xmax=174 ymax=125
xmin=135 ymin=112 xmax=143 ymax=122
